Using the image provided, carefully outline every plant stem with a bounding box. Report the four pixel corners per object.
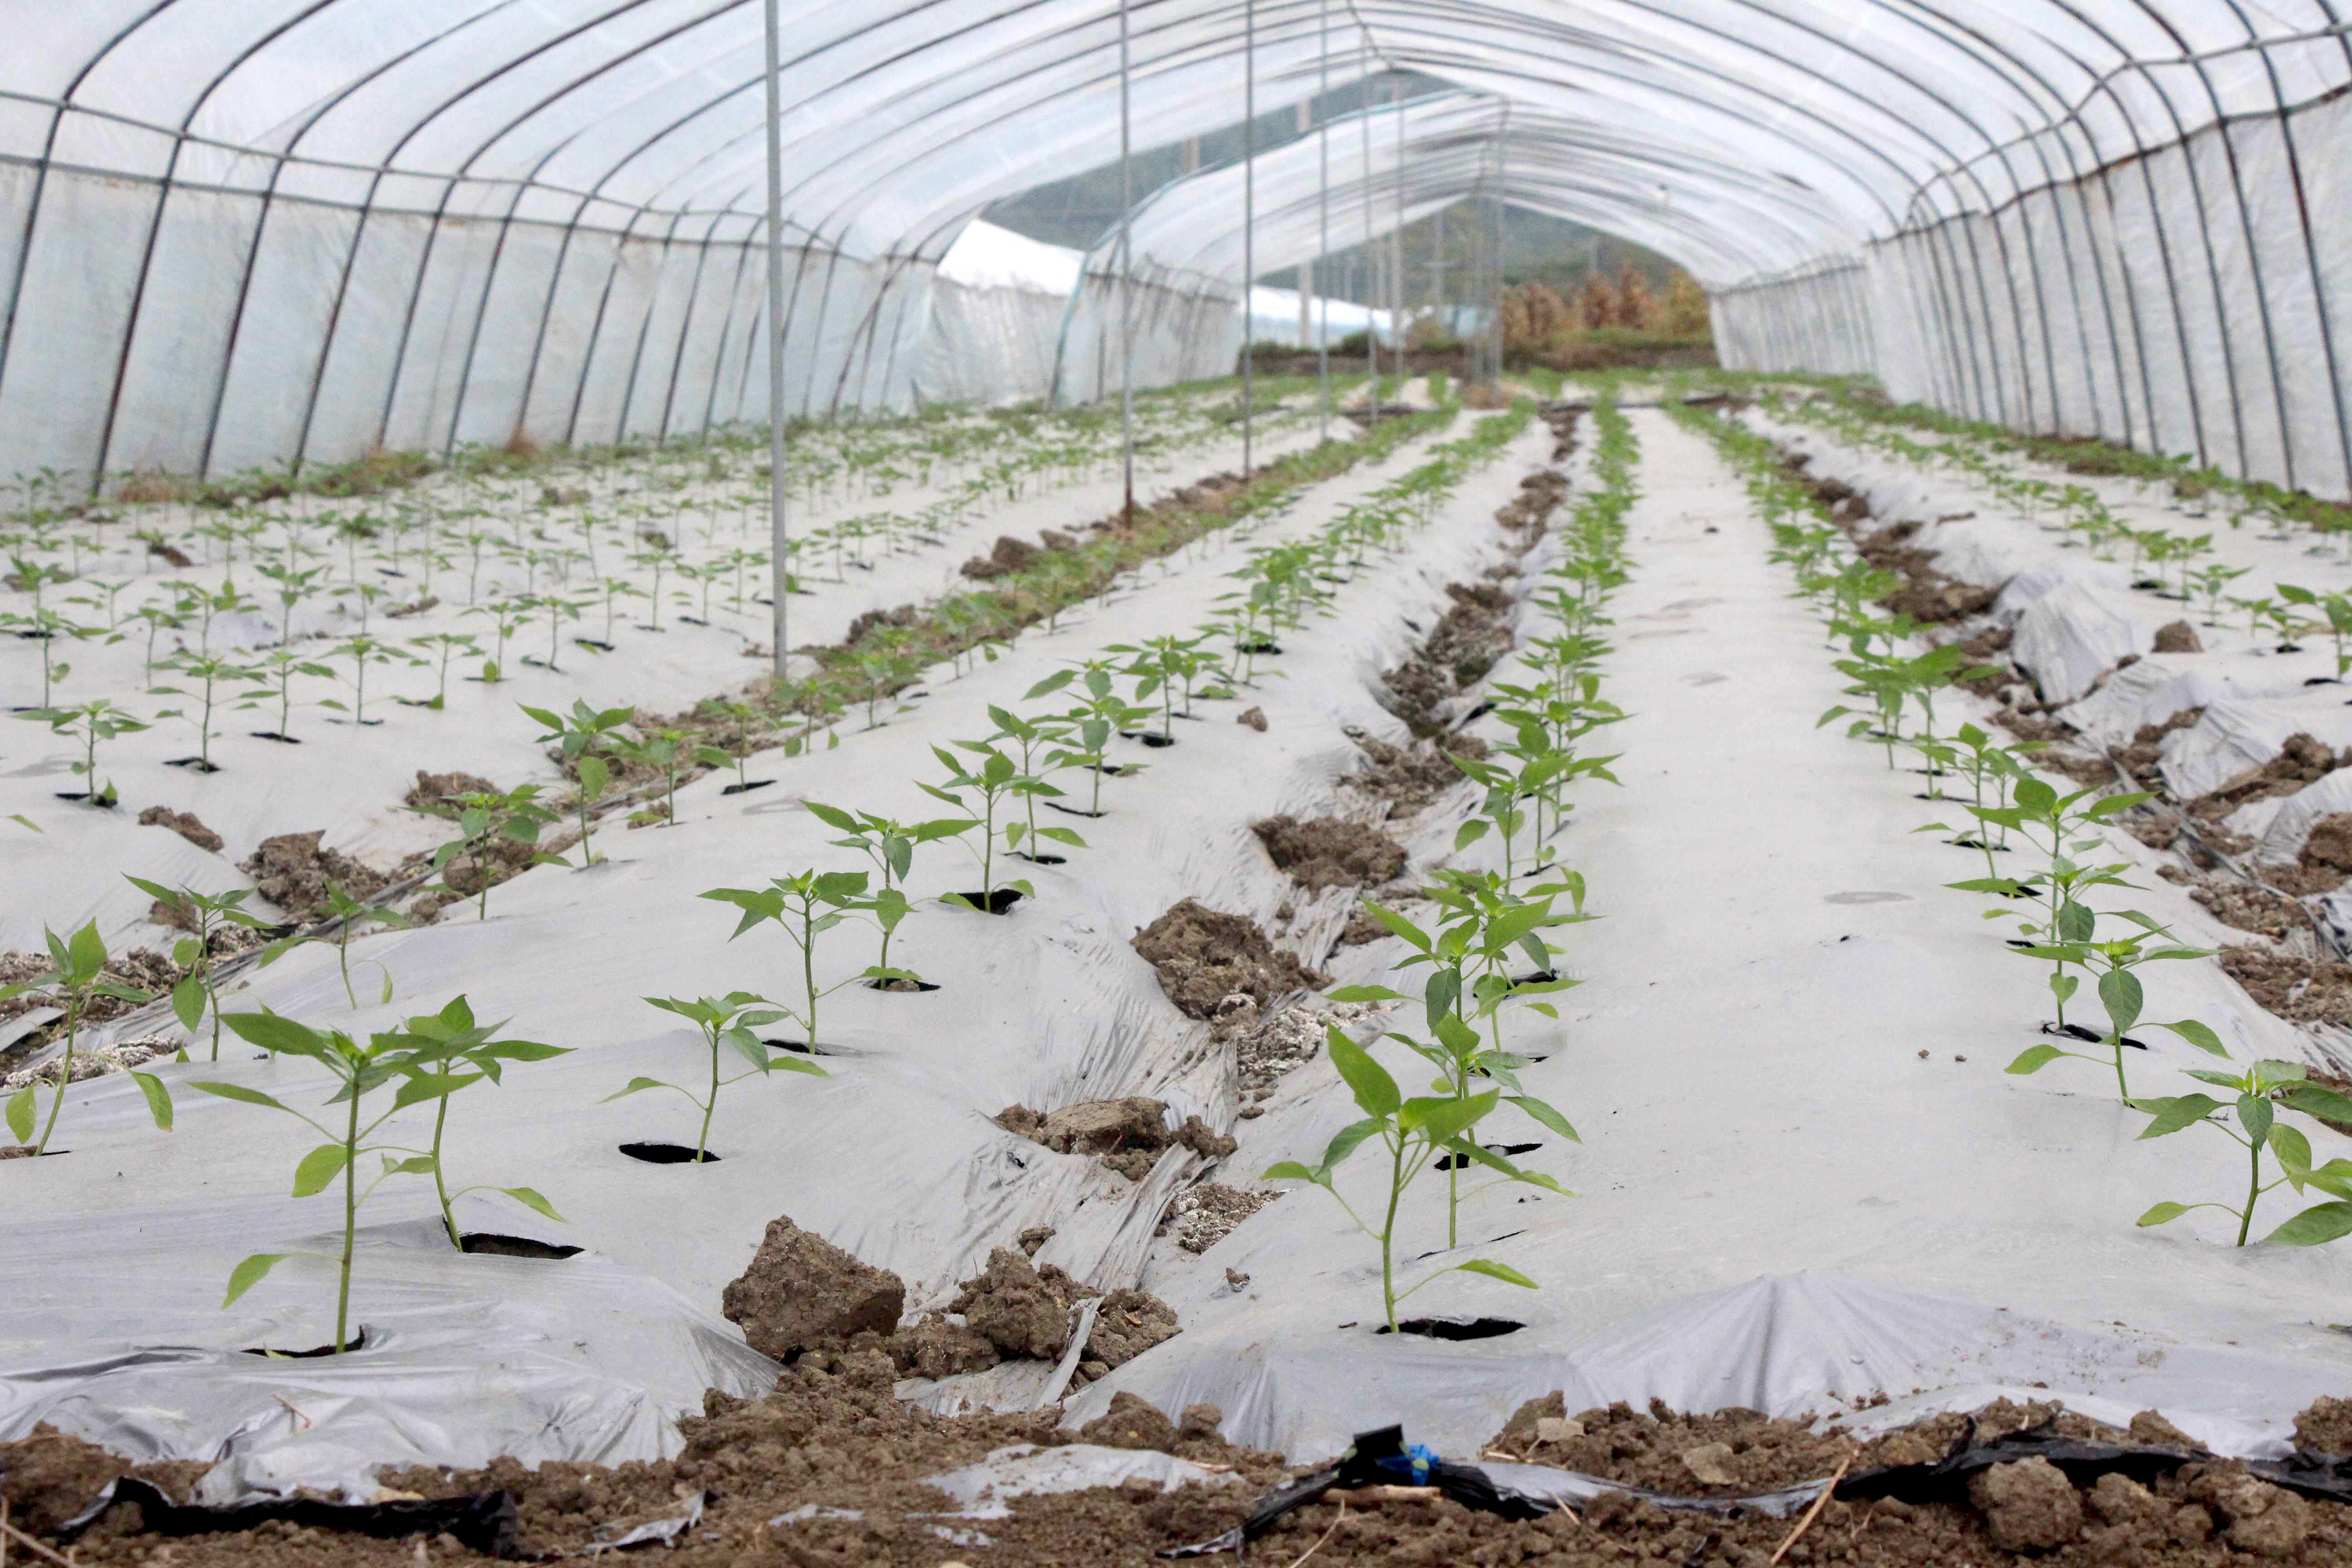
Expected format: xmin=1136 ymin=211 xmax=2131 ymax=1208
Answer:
xmin=2239 ymin=1137 xmax=2262 ymax=1247
xmin=431 ymin=1092 xmax=459 ymax=1247
xmin=1382 ymin=1136 xmax=1406 ymax=1333
xmin=34 ymin=995 xmax=80 ymax=1154
xmin=337 ymin=1088 xmax=359 ymax=1354
xmin=696 ymin=1030 xmax=719 ymax=1163
xmin=801 ymin=904 xmax=819 ymax=1048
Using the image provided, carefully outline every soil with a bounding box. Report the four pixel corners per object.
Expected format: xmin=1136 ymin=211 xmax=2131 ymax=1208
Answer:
xmin=2218 ymin=945 xmax=2352 ymax=1029
xmin=404 ymin=769 xmax=500 ymax=815
xmin=2 ymin=1039 xmax=167 ymax=1092
xmin=2187 ymin=734 xmax=2341 ymax=823
xmin=239 ymin=829 xmax=390 ymax=922
xmin=932 ymin=1246 xmax=1180 ymax=1382
xmin=135 ymin=804 xmax=223 ymax=853
xmin=1380 ymin=581 xmax=1518 ymax=734
xmin=1129 ymin=898 xmax=1329 ymax=1018
xmin=960 ymin=534 xmax=1043 ymax=580
xmin=2302 ymin=813 xmax=2352 ymax=873
xmin=1344 ymin=730 xmax=1488 ymax=819
xmin=2153 ymin=620 xmax=2203 ymax=654
xmin=1161 ymin=1182 xmax=1278 ymax=1253
xmin=2188 ymin=877 xmax=2311 ymax=939
xmin=1224 ymin=996 xmax=1386 ymax=1099
xmin=2115 ymin=708 xmax=2205 ymax=789
xmin=995 ymin=1096 xmax=1237 ymax=1181
xmin=1495 ymin=469 xmax=1570 ymax=536
xmin=1252 ymin=815 xmax=1408 ymax=891
xmin=0 ymin=945 xmax=182 ymax=1032
xmin=21 ymin=1387 xmax=2352 ymax=1566
xmin=721 ymin=1215 xmax=907 ymax=1362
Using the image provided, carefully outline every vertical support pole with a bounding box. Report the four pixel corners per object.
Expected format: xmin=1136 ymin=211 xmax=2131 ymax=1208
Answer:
xmin=1242 ymin=0 xmax=1255 ymax=475
xmin=1316 ymin=0 xmax=1330 ymax=444
xmin=1119 ymin=0 xmax=1135 ymax=529
xmin=1358 ymin=38 xmax=1376 ymax=419
xmin=1391 ymin=76 xmax=1405 ymax=383
xmin=762 ymin=0 xmax=789 ymax=682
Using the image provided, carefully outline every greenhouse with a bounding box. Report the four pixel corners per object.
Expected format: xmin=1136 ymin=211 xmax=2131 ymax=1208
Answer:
xmin=10 ymin=3 xmax=2352 ymax=1563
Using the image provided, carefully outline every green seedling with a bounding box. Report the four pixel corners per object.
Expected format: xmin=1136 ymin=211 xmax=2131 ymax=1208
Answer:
xmin=1264 ymin=1026 xmax=1561 ymax=1332
xmin=804 ymin=802 xmax=973 ymax=976
xmin=429 ymin=784 xmax=559 ymax=919
xmin=0 ymin=607 xmax=108 ymax=707
xmin=2132 ymin=1051 xmax=2352 ymax=1247
xmin=1029 ymin=665 xmax=1153 ymax=814
xmin=920 ymin=743 xmax=1044 ymax=910
xmin=2003 ymin=912 xmax=2218 ymax=1099
xmin=260 ymin=881 xmax=412 ymax=1009
xmin=613 ymin=727 xmax=689 ymax=825
xmin=606 ymin=993 xmax=824 ymax=1164
xmin=701 ymin=870 xmax=873 ymax=1046
xmin=0 ymin=921 xmax=172 ymax=1154
xmin=985 ymin=704 xmax=1087 ymax=863
xmin=521 ymin=699 xmax=634 ymax=864
xmin=151 ymin=652 xmax=262 ymax=770
xmin=21 ymin=698 xmax=147 ymax=805
xmin=201 ymin=1011 xmax=471 ymax=1352
xmin=1333 ymin=870 xmax=1587 ymax=1242
xmin=238 ymin=647 xmax=333 ymax=741
xmin=127 ymin=877 xmax=270 ymax=1061
xmin=1954 ymin=777 xmax=2149 ymax=1028
xmin=402 ymin=632 xmax=481 ymax=710
xmin=377 ymin=995 xmax=570 ymax=1248
xmin=318 ymin=634 xmax=419 ymax=726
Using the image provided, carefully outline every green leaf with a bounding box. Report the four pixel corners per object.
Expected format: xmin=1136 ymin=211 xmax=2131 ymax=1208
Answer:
xmin=223 ymin=1252 xmax=290 ymax=1306
xmin=170 ymin=975 xmax=206 ymax=1032
xmin=1504 ymin=1094 xmax=1580 ymax=1143
xmin=2135 ymin=1201 xmax=2193 ymax=1228
xmin=1262 ymin=1160 xmax=1327 ymax=1186
xmin=2005 ymin=1044 xmax=2066 ymax=1075
xmin=2150 ymin=1018 xmax=2226 ymax=1058
xmin=601 ymin=1076 xmax=673 ymax=1102
xmin=1401 ymin=1090 xmax=1500 ymax=1147
xmin=1326 ymin=984 xmax=1407 ymax=1004
xmin=1326 ymin=1027 xmax=1401 ymax=1119
xmin=190 ymin=1080 xmax=292 ymax=1112
xmin=2098 ymin=967 xmax=2143 ymax=1036
xmin=2266 ymin=1198 xmax=2352 ymax=1245
xmin=1452 ymin=1259 xmax=1539 ymax=1289
xmin=292 ymin=1142 xmax=353 ymax=1197
xmin=130 ymin=1071 xmax=173 ymax=1131
xmin=5 ymin=1083 xmax=32 ymax=1145
xmin=2134 ymin=1094 xmax=2223 ymax=1139
xmin=496 ymin=1186 xmax=566 ymax=1223
xmin=223 ymin=1011 xmax=332 ymax=1061
xmin=2284 ymin=1083 xmax=2352 ymax=1126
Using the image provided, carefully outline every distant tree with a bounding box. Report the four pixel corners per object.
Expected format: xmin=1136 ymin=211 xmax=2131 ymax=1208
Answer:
xmin=1663 ymin=270 xmax=1712 ymax=337
xmin=1574 ymin=271 xmax=1620 ymax=330
xmin=1616 ymin=264 xmax=1657 ymax=331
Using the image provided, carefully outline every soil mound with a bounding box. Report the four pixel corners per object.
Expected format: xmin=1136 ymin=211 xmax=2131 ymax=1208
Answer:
xmin=2189 ymin=733 xmax=2339 ymax=822
xmin=997 ymin=1096 xmax=1236 ymax=1181
xmin=1131 ymin=899 xmax=1328 ymax=1018
xmin=960 ymin=534 xmax=1043 ymax=579
xmin=1162 ymin=1182 xmax=1277 ymax=1253
xmin=136 ymin=805 xmax=222 ymax=853
xmin=239 ymin=830 xmax=388 ymax=923
xmin=1381 ymin=581 xmax=1518 ymax=733
xmin=404 ymin=769 xmax=500 ymax=815
xmin=721 ymin=1215 xmax=906 ymax=1361
xmin=1345 ymin=730 xmax=1486 ymax=818
xmin=1252 ymin=815 xmax=1407 ymax=890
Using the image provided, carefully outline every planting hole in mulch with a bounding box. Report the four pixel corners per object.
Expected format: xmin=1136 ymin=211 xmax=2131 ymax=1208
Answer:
xmin=573 ymin=637 xmax=615 ymax=652
xmin=864 ymin=976 xmax=940 ymax=993
xmin=1119 ymin=730 xmax=1177 ymax=748
xmin=1087 ymin=763 xmax=1135 ymax=776
xmin=951 ymin=888 xmax=1025 ymax=914
xmin=459 ymin=1233 xmax=583 ymax=1260
xmin=243 ymin=1329 xmax=368 ymax=1358
xmin=1374 ymin=1316 xmax=1525 ymax=1340
xmin=162 ymin=757 xmax=220 ymax=773
xmin=760 ymin=1037 xmax=834 ymax=1056
xmin=1436 ymin=1142 xmax=1541 ymax=1171
xmin=51 ymin=792 xmax=113 ymax=806
xmin=720 ymin=779 xmax=775 ymax=795
xmin=2310 ymin=676 xmax=2343 ymax=686
xmin=2045 ymin=1021 xmax=2148 ymax=1050
xmin=1239 ymin=637 xmax=1283 ymax=654
xmin=0 ymin=1146 xmax=67 ymax=1158
xmin=1044 ymin=800 xmax=1106 ymax=817
xmin=1012 ymin=850 xmax=1068 ymax=864
xmin=617 ymin=1142 xmax=721 ymax=1165
xmin=247 ymin=731 xmax=301 ymax=744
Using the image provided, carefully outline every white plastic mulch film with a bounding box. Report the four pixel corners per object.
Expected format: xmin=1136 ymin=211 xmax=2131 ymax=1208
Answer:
xmin=4 ymin=4 xmax=2350 ymax=493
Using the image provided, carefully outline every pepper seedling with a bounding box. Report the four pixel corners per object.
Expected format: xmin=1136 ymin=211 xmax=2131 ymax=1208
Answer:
xmin=1 ymin=921 xmax=172 ymax=1154
xmin=520 ymin=699 xmax=634 ymax=865
xmin=2132 ymin=1050 xmax=2352 ymax=1246
xmin=258 ymin=881 xmax=412 ymax=1009
xmin=2003 ymin=911 xmax=2219 ymax=1099
xmin=803 ymin=801 xmax=973 ymax=978
xmin=376 ymin=995 xmax=570 ymax=1247
xmin=920 ymin=744 xmax=1043 ymax=911
xmin=606 ymin=993 xmax=825 ymax=1164
xmin=126 ymin=876 xmax=271 ymax=1061
xmin=200 ymin=1011 xmax=473 ymax=1352
xmin=1264 ymin=1026 xmax=1562 ymax=1333
xmin=701 ymin=870 xmax=872 ymax=1046
xmin=21 ymin=698 xmax=147 ymax=806
xmin=430 ymin=784 xmax=560 ymax=919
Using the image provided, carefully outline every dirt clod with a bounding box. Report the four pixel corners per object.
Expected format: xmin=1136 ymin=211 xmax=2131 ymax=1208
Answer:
xmin=946 ymin=1246 xmax=1096 ymax=1360
xmin=1162 ymin=1183 xmax=1276 ymax=1253
xmin=240 ymin=830 xmax=388 ymax=921
xmin=1252 ymin=815 xmax=1406 ymax=891
xmin=960 ymin=535 xmax=1042 ymax=579
xmin=405 ymin=769 xmax=501 ymax=816
xmin=2189 ymin=1463 xmax=2314 ymax=1557
xmin=1237 ymin=706 xmax=1267 ymax=731
xmin=1971 ymin=1456 xmax=2084 ymax=1550
xmin=1343 ymin=731 xmax=1486 ymax=819
xmin=1131 ymin=899 xmax=1328 ymax=1018
xmin=2152 ymin=620 xmax=2203 ymax=653
xmin=720 ymin=1216 xmax=906 ymax=1361
xmin=1078 ymin=1391 xmax=1180 ymax=1452
xmin=2190 ymin=734 xmax=2340 ymax=822
xmin=2296 ymin=1396 xmax=2352 ymax=1456
xmin=136 ymin=805 xmax=222 ymax=853
xmin=2220 ymin=945 xmax=2352 ymax=1030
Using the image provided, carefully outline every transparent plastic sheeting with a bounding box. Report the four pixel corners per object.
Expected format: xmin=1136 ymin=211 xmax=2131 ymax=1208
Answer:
xmin=4 ymin=5 xmax=2352 ymax=486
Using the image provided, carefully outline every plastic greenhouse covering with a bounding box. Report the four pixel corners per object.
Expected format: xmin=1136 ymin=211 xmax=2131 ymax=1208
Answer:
xmin=0 ymin=2 xmax=2346 ymax=496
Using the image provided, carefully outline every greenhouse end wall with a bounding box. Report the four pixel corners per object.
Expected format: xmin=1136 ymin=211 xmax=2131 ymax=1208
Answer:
xmin=1714 ymin=91 xmax=2352 ymax=502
